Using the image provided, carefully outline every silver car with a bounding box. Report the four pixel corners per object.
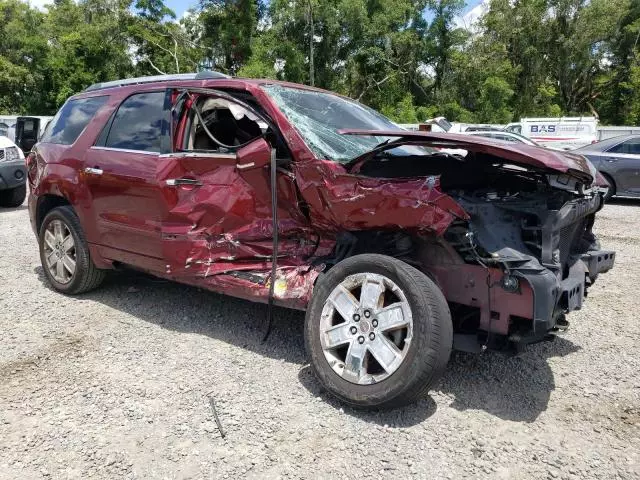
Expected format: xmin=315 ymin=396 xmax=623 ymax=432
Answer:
xmin=575 ymin=135 xmax=640 ymax=200
xmin=464 ymin=130 xmax=541 ymax=146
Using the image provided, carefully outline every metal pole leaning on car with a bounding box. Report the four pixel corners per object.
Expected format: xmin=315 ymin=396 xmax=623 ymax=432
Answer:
xmin=262 ymin=147 xmax=279 ymax=342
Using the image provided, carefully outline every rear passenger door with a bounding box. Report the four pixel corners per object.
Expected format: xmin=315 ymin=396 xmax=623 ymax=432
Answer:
xmin=84 ymin=91 xmax=170 ymax=269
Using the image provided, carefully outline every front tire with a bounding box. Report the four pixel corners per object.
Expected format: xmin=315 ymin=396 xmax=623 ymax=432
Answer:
xmin=39 ymin=206 xmax=106 ymax=294
xmin=304 ymin=254 xmax=453 ymax=409
xmin=0 ymin=184 xmax=26 ymax=207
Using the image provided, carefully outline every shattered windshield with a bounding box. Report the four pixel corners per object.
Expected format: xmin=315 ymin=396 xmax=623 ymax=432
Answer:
xmin=263 ymin=85 xmax=428 ymax=163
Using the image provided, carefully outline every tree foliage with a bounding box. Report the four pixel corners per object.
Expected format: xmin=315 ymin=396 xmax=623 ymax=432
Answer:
xmin=0 ymin=0 xmax=638 ymax=125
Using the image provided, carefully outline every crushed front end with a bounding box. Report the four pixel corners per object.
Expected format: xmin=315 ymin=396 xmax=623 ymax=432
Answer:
xmin=437 ymin=182 xmax=615 ymax=351
xmin=335 ymin=130 xmax=616 ymax=352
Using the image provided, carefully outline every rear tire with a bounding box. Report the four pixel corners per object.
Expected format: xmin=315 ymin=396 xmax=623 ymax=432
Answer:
xmin=39 ymin=206 xmax=106 ymax=294
xmin=0 ymin=184 xmax=26 ymax=207
xmin=304 ymin=254 xmax=453 ymax=409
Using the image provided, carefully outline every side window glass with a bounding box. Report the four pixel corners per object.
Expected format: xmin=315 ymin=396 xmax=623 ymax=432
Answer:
xmin=184 ymin=96 xmax=264 ymax=152
xmin=608 ymin=139 xmax=640 ymax=155
xmin=607 ymin=143 xmax=624 ymax=153
xmin=41 ymin=96 xmax=108 ymax=145
xmin=106 ymin=92 xmax=168 ymax=153
xmin=23 ymin=120 xmax=35 ymax=132
xmin=629 ymin=141 xmax=640 ymax=154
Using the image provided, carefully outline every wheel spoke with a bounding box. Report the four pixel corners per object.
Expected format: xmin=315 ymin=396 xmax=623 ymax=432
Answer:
xmin=329 ymin=285 xmax=359 ymax=322
xmin=61 ymin=235 xmax=74 ymax=253
xmin=360 ymin=276 xmax=385 ymax=311
xmin=53 ymin=221 xmax=63 ymax=242
xmin=376 ymin=303 xmax=409 ymax=332
xmin=368 ymin=334 xmax=403 ymax=373
xmin=46 ymin=251 xmax=57 ymax=267
xmin=323 ymin=322 xmax=353 ymax=349
xmin=44 ymin=230 xmax=56 ymax=250
xmin=61 ymin=254 xmax=76 ymax=275
xmin=319 ymin=272 xmax=413 ymax=386
xmin=56 ymin=259 xmax=65 ymax=280
xmin=342 ymin=340 xmax=366 ymax=382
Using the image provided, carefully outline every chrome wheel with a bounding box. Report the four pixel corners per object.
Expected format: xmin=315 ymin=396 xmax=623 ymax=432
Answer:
xmin=320 ymin=273 xmax=413 ymax=385
xmin=43 ymin=219 xmax=76 ymax=284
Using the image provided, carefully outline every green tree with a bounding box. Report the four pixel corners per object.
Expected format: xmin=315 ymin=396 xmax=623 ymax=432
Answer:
xmin=594 ymin=0 xmax=640 ymax=123
xmin=547 ymin=0 xmax=630 ymax=114
xmin=0 ymin=0 xmax=47 ymax=114
xmin=199 ymin=0 xmax=264 ymax=74
xmin=43 ymin=0 xmax=135 ymax=109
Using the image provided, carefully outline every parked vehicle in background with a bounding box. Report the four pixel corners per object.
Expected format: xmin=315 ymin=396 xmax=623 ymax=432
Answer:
xmin=504 ymin=117 xmax=598 ymax=150
xmin=575 ymin=135 xmax=640 ymax=200
xmin=0 ymin=116 xmax=17 ymax=141
xmin=15 ymin=116 xmax=53 ymax=154
xmin=463 ymin=125 xmax=504 ymax=132
xmin=464 ymin=130 xmax=540 ymax=146
xmin=0 ymin=135 xmax=27 ymax=207
xmin=27 ymin=73 xmax=614 ymax=408
xmin=404 ymin=117 xmax=507 ymax=134
xmin=438 ymin=130 xmax=541 ymax=157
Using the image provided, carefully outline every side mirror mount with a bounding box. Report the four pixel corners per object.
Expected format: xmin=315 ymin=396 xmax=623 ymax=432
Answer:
xmin=235 ymin=137 xmax=272 ymax=171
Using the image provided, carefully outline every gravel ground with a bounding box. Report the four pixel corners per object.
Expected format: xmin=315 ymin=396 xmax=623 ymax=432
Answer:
xmin=0 ymin=200 xmax=638 ymax=480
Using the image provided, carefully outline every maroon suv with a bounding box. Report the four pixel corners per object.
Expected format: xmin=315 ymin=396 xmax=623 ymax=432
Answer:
xmin=27 ymin=72 xmax=615 ymax=408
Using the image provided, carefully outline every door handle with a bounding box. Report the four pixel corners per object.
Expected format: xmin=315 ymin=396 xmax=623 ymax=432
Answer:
xmin=165 ymin=178 xmax=202 ymax=187
xmin=84 ymin=167 xmax=103 ymax=175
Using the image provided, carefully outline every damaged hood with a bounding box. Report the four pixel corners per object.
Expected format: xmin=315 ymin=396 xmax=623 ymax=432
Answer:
xmin=339 ymin=129 xmax=596 ymax=184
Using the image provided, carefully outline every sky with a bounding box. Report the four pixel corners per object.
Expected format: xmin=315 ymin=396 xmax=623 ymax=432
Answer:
xmin=26 ymin=0 xmax=486 ymax=25
xmin=161 ymin=0 xmax=486 ymax=22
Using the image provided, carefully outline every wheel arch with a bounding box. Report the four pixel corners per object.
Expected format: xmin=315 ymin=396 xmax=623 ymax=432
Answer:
xmin=599 ymin=171 xmax=616 ymax=198
xmin=36 ymin=194 xmax=72 ymax=234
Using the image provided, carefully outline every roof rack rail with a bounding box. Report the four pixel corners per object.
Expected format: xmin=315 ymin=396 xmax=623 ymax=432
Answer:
xmin=84 ymin=71 xmax=230 ymax=92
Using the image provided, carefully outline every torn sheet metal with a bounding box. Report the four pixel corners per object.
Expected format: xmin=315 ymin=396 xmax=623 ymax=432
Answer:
xmin=175 ymin=264 xmax=323 ymax=310
xmin=292 ymin=158 xmax=469 ymax=234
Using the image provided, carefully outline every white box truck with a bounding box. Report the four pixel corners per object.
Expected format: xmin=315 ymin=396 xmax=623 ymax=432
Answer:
xmin=504 ymin=117 xmax=598 ymax=150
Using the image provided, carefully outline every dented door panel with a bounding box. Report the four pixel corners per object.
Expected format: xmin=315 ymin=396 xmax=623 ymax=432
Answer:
xmin=157 ymin=149 xmax=316 ymax=278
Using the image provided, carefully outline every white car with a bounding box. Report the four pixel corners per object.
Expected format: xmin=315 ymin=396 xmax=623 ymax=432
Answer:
xmin=464 ymin=130 xmax=541 ymax=146
xmin=0 ymin=135 xmax=27 ymax=207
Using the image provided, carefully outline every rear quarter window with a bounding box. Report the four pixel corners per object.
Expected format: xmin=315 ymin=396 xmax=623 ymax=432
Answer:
xmin=41 ymin=96 xmax=108 ymax=145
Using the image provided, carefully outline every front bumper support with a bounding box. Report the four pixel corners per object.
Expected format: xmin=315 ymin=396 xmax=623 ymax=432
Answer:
xmin=519 ymin=247 xmax=616 ymax=339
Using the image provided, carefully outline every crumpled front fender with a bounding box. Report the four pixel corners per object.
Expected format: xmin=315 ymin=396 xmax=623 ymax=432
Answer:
xmin=293 ymin=159 xmax=469 ymax=234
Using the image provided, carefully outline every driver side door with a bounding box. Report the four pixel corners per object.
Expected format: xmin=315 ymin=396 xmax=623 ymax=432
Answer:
xmin=157 ymin=88 xmax=311 ymax=279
